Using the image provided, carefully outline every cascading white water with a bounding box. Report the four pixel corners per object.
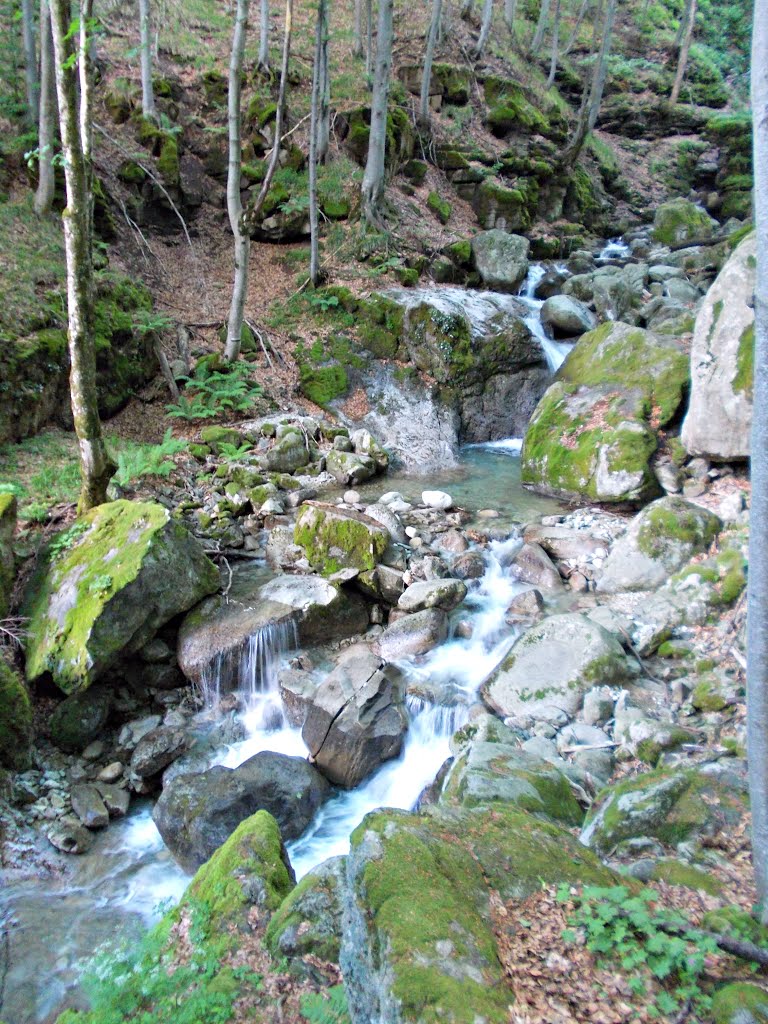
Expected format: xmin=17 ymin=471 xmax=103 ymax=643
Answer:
xmin=517 ymin=265 xmax=574 ymax=373
xmin=596 ymin=238 xmax=631 ymax=261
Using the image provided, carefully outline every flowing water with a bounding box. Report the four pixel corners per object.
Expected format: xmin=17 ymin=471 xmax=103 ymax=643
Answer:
xmin=516 ymin=264 xmax=574 ymax=372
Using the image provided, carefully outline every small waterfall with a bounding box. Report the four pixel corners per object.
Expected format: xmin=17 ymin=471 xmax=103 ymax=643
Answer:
xmin=517 ymin=264 xmax=574 ymax=373
xmin=597 ymin=238 xmax=631 ymax=261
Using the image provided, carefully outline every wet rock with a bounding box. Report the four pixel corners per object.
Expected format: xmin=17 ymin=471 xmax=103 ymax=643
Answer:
xmin=130 ymin=727 xmax=188 ymax=780
xmin=374 ymin=608 xmax=449 ymax=661
xmin=119 ymin=714 xmax=162 ymax=748
xmin=422 ymin=489 xmax=453 ymax=510
xmin=398 ymin=578 xmax=467 ymax=613
xmin=482 ymin=613 xmax=630 ymax=722
xmin=265 ymin=855 xmax=345 ymax=966
xmin=70 ymin=784 xmax=109 ymax=829
xmin=95 ymin=782 xmax=130 ymax=818
xmin=302 ymin=645 xmax=407 ymax=788
xmin=46 ymin=819 xmax=93 ymax=854
xmin=153 ymin=751 xmax=330 ymax=873
xmin=451 ymin=551 xmax=486 ymax=579
xmin=470 ymin=229 xmax=530 ymax=292
xmin=48 ymin=685 xmax=113 ymax=754
xmin=25 ymin=500 xmax=220 ymax=695
xmin=540 ymin=295 xmax=597 ymax=338
xmin=294 ymin=501 xmax=390 ymax=575
xmin=597 ymin=496 xmax=721 ymax=593
xmin=97 ymin=761 xmax=124 ymax=783
xmin=505 ymin=588 xmax=544 ymax=620
xmin=439 ymin=530 xmax=469 ymax=554
xmin=510 ymin=542 xmax=562 ymax=590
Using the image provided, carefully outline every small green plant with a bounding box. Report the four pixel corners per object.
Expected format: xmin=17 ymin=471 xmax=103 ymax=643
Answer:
xmin=308 ymin=292 xmax=340 ymax=313
xmin=166 ymin=362 xmax=260 ymax=421
xmin=132 ymin=309 xmax=176 ymax=336
xmin=216 ymin=441 xmax=253 ymax=460
xmin=114 ymin=430 xmax=187 ymax=486
xmin=559 ymin=885 xmax=721 ymax=1017
xmin=300 ymin=986 xmax=351 ymax=1024
xmin=48 ymin=521 xmax=89 ymax=560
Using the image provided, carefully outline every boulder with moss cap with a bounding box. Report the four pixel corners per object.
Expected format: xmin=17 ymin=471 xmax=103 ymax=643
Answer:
xmin=294 ymin=501 xmax=390 ymax=577
xmin=0 ymin=493 xmax=16 ymax=617
xmin=0 ymin=654 xmax=33 ymax=770
xmin=24 ymin=500 xmax=220 ymax=695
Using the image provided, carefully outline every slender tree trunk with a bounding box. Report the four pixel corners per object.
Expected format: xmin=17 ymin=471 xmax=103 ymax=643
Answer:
xmin=309 ymin=0 xmax=327 ymax=286
xmin=504 ymin=0 xmax=517 ymax=29
xmin=21 ymin=0 xmax=38 ymax=124
xmin=365 ymin=0 xmax=373 ymax=78
xmin=258 ymin=0 xmax=269 ymax=70
xmin=749 ymin=0 xmax=768 ymax=927
xmin=546 ymin=0 xmax=561 ymax=86
xmin=318 ymin=9 xmax=330 ymax=162
xmin=139 ymin=0 xmax=156 ymax=120
xmin=420 ymin=0 xmax=443 ymax=123
xmin=461 ymin=0 xmax=474 ymax=17
xmin=225 ymin=0 xmax=250 ymax=363
xmin=50 ymin=0 xmax=114 ymax=511
xmin=34 ymin=0 xmax=56 ymax=217
xmin=475 ymin=0 xmax=494 ymax=56
xmin=361 ymin=0 xmax=393 ymax=225
xmin=670 ymin=0 xmax=697 ymax=105
xmin=564 ymin=0 xmax=590 ymax=53
xmin=559 ymin=0 xmax=615 ymax=164
xmin=530 ymin=0 xmax=551 ymax=55
xmin=354 ymin=0 xmax=363 ymax=57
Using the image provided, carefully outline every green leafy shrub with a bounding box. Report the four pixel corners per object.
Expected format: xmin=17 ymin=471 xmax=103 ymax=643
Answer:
xmin=166 ymin=362 xmax=260 ymax=421
xmin=114 ymin=430 xmax=187 ymax=486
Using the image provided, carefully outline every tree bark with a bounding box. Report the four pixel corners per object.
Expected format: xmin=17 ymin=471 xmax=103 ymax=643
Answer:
xmin=361 ymin=0 xmax=394 ymax=226
xmin=546 ymin=0 xmax=561 ymax=86
xmin=309 ymin=0 xmax=328 ymax=286
xmin=420 ymin=0 xmax=443 ymax=123
xmin=504 ymin=0 xmax=517 ymax=29
xmin=564 ymin=0 xmax=590 ymax=53
xmin=749 ymin=0 xmax=768 ymax=927
xmin=21 ymin=0 xmax=38 ymax=123
xmin=461 ymin=0 xmax=475 ymax=17
xmin=365 ymin=0 xmax=373 ymax=78
xmin=475 ymin=0 xmax=494 ymax=56
xmin=258 ymin=0 xmax=269 ymax=70
xmin=318 ymin=8 xmax=330 ymax=163
xmin=669 ymin=0 xmax=697 ymax=105
xmin=50 ymin=0 xmax=115 ymax=511
xmin=559 ymin=0 xmax=616 ymax=165
xmin=34 ymin=0 xmax=56 ymax=217
xmin=530 ymin=0 xmax=551 ymax=56
xmin=139 ymin=0 xmax=156 ymax=120
xmin=354 ymin=0 xmax=363 ymax=57
xmin=224 ymin=0 xmax=250 ymax=363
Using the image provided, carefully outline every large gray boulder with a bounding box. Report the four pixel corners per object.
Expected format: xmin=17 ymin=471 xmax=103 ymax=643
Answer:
xmin=302 ymin=645 xmax=407 ymax=788
xmin=540 ymin=295 xmax=597 ymax=338
xmin=374 ymin=608 xmax=449 ymax=661
xmin=681 ymin=232 xmax=755 ymax=461
xmin=153 ymin=750 xmax=331 ymax=872
xmin=597 ymin=495 xmax=721 ymax=594
xmin=470 ymin=229 xmax=530 ymax=292
xmin=481 ymin=613 xmax=630 ymax=722
xmin=397 ymin=578 xmax=467 ymax=613
xmin=25 ymin=500 xmax=220 ymax=695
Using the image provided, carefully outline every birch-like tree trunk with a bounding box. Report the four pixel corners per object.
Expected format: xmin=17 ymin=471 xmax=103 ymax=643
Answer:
xmin=50 ymin=0 xmax=115 ymax=511
xmin=361 ymin=0 xmax=394 ymax=226
xmin=365 ymin=0 xmax=373 ymax=78
xmin=475 ymin=0 xmax=494 ymax=56
xmin=258 ymin=0 xmax=269 ymax=70
xmin=559 ymin=0 xmax=616 ymax=165
xmin=546 ymin=0 xmax=561 ymax=86
xmin=669 ymin=0 xmax=697 ymax=105
xmin=139 ymin=0 xmax=156 ymax=120
xmin=354 ymin=0 xmax=363 ymax=57
xmin=504 ymin=0 xmax=517 ymax=29
xmin=420 ymin=0 xmax=443 ymax=123
xmin=21 ymin=0 xmax=38 ymax=123
xmin=461 ymin=0 xmax=475 ymax=17
xmin=309 ymin=0 xmax=328 ymax=286
xmin=34 ymin=0 xmax=56 ymax=217
xmin=224 ymin=0 xmax=250 ymax=363
xmin=530 ymin=0 xmax=552 ymax=56
xmin=317 ymin=8 xmax=330 ymax=163
xmin=564 ymin=0 xmax=590 ymax=53
xmin=748 ymin=0 xmax=768 ymax=927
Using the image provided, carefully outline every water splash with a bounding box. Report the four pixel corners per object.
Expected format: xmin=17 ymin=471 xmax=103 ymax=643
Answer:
xmin=597 ymin=238 xmax=631 ymax=261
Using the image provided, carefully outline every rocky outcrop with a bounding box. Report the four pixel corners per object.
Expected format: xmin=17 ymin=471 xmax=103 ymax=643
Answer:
xmin=470 ymin=230 xmax=530 ymax=291
xmin=681 ymin=232 xmax=755 ymax=461
xmin=522 ymin=321 xmax=689 ymax=503
xmin=651 ymin=198 xmax=717 ymax=246
xmin=302 ymin=646 xmax=407 ymax=788
xmin=153 ymin=751 xmax=330 ymax=872
xmin=597 ymin=496 xmax=721 ymax=593
xmin=482 ymin=612 xmax=631 ymax=722
xmin=24 ymin=500 xmax=220 ymax=694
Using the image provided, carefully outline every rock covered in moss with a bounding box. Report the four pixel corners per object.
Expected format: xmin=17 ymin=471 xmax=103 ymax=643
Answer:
xmin=294 ymin=501 xmax=390 ymax=577
xmin=0 ymin=493 xmax=16 ymax=617
xmin=302 ymin=645 xmax=407 ymax=788
xmin=681 ymin=231 xmax=755 ymax=461
xmin=153 ymin=752 xmax=330 ymax=873
xmin=580 ymin=761 xmax=748 ymax=855
xmin=265 ymin=855 xmax=345 ymax=965
xmin=49 ymin=685 xmax=113 ymax=753
xmin=0 ymin=654 xmax=32 ymax=770
xmin=482 ymin=612 xmax=630 ymax=723
xmin=24 ymin=501 xmax=220 ymax=694
xmin=652 ymin=197 xmax=717 ymax=246
xmin=470 ymin=230 xmax=530 ymax=292
xmin=712 ymin=984 xmax=768 ymax=1024
xmin=521 ymin=321 xmax=689 ymax=502
xmin=597 ymin=496 xmax=721 ymax=593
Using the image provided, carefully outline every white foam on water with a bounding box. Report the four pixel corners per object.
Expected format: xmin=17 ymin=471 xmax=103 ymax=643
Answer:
xmin=597 ymin=238 xmax=631 ymax=261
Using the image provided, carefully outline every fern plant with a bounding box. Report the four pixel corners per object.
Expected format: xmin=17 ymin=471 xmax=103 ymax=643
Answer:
xmin=300 ymin=986 xmax=350 ymax=1024
xmin=114 ymin=430 xmax=187 ymax=486
xmin=166 ymin=362 xmax=260 ymax=421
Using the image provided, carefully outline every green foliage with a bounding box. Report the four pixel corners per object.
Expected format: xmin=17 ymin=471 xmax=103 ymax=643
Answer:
xmin=300 ymin=986 xmax=350 ymax=1024
xmin=559 ymin=885 xmax=726 ymax=1017
xmin=166 ymin=362 xmax=260 ymax=421
xmin=216 ymin=441 xmax=253 ymax=460
xmin=132 ymin=309 xmax=176 ymax=336
xmin=48 ymin=521 xmax=89 ymax=561
xmin=113 ymin=430 xmax=187 ymax=486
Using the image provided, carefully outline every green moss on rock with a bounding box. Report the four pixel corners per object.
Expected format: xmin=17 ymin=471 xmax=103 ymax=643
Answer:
xmin=294 ymin=502 xmax=389 ymax=576
xmin=0 ymin=655 xmax=32 ymax=770
xmin=0 ymin=493 xmax=16 ymax=618
xmin=427 ymin=191 xmax=452 ymax=224
xmin=712 ymin=983 xmax=768 ymax=1024
xmin=652 ymin=198 xmax=715 ymax=246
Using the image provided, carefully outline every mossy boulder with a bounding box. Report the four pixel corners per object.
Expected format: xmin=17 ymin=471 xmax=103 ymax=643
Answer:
xmin=427 ymin=191 xmax=452 ymax=224
xmin=0 ymin=493 xmax=16 ymax=618
xmin=0 ymin=655 xmax=33 ymax=771
xmin=470 ymin=229 xmax=530 ymax=292
xmin=482 ymin=613 xmax=630 ymax=723
xmin=712 ymin=984 xmax=768 ymax=1024
xmin=473 ymin=177 xmax=533 ymax=232
xmin=294 ymin=501 xmax=390 ymax=577
xmin=652 ymin=198 xmax=717 ymax=246
xmin=597 ymin=496 xmax=721 ymax=594
xmin=265 ymin=855 xmax=345 ymax=965
xmin=49 ymin=685 xmax=113 ymax=753
xmin=25 ymin=500 xmax=220 ymax=694
xmin=483 ymin=78 xmax=549 ymax=138
xmin=522 ymin=321 xmax=689 ymax=502
xmin=681 ymin=231 xmax=755 ymax=461
xmin=581 ymin=763 xmax=748 ymax=855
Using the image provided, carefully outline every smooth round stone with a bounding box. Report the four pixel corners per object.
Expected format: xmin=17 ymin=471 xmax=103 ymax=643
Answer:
xmin=422 ymin=490 xmax=453 ymax=511
xmin=477 ymin=509 xmax=500 ymax=519
xmin=97 ymin=762 xmax=124 ymax=783
xmin=344 ymin=490 xmax=361 ymax=504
